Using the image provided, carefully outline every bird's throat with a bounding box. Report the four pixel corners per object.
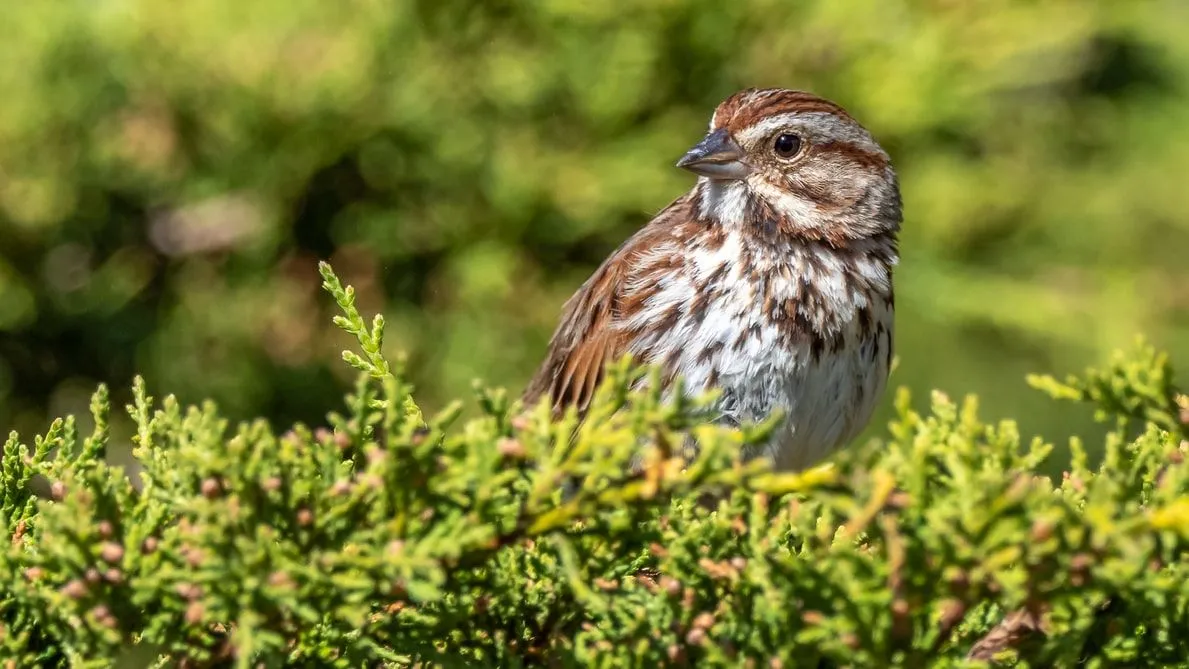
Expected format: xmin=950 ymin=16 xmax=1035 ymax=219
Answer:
xmin=696 ymin=178 xmax=753 ymax=229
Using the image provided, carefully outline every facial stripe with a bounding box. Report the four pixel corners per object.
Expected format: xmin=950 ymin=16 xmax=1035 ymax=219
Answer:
xmin=816 ymin=140 xmax=890 ymax=172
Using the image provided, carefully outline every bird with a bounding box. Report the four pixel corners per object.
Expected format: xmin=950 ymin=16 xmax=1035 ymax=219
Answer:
xmin=523 ymin=88 xmax=901 ymax=471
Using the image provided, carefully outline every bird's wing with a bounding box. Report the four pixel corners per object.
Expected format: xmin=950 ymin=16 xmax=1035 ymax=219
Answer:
xmin=523 ymin=193 xmax=698 ymax=416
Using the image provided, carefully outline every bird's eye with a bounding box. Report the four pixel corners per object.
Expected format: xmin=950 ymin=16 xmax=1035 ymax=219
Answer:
xmin=773 ymin=133 xmax=802 ymax=158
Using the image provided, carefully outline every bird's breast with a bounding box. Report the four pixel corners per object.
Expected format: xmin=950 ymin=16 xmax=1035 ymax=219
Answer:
xmin=619 ymin=231 xmax=894 ymax=469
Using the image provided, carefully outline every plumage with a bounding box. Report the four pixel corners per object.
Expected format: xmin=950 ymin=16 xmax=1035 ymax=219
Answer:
xmin=524 ymin=88 xmax=902 ymax=470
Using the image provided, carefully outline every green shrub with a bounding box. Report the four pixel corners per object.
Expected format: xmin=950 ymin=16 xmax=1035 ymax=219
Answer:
xmin=1 ymin=0 xmax=1185 ymax=447
xmin=1 ymin=264 xmax=1187 ymax=667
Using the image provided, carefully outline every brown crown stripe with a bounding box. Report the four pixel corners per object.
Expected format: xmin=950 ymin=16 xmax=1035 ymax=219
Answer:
xmin=711 ymin=88 xmax=759 ymax=128
xmin=714 ymin=89 xmax=854 ymax=132
xmin=732 ymin=100 xmax=851 ymax=132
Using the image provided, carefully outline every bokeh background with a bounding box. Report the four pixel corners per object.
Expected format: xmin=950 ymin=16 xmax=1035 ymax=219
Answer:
xmin=1 ymin=1 xmax=1187 ymax=453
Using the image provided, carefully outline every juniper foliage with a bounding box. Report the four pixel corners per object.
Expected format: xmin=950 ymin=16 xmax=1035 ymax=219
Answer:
xmin=1 ymin=263 xmax=1187 ymax=667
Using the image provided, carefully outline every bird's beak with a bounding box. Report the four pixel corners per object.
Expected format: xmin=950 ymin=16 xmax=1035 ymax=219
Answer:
xmin=676 ymin=128 xmax=753 ymax=180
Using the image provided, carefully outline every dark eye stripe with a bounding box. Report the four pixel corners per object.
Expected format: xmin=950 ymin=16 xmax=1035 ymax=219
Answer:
xmin=818 ymin=141 xmax=889 ymax=170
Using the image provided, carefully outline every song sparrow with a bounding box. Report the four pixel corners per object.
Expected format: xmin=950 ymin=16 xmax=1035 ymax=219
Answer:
xmin=524 ymin=88 xmax=901 ymax=470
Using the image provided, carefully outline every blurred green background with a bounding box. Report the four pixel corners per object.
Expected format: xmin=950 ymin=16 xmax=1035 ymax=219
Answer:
xmin=1 ymin=0 xmax=1186 ymax=451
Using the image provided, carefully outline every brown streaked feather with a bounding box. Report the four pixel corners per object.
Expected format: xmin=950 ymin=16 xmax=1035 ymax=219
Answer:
xmin=523 ymin=193 xmax=700 ymax=415
xmin=552 ymin=264 xmax=622 ymax=412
